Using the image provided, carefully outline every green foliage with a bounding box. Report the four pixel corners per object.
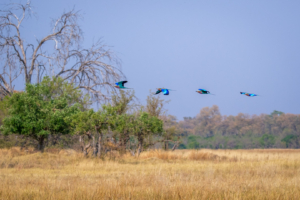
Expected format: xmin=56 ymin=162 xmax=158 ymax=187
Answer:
xmin=134 ymin=112 xmax=164 ymax=152
xmin=135 ymin=112 xmax=163 ymax=136
xmin=40 ymin=76 xmax=91 ymax=109
xmin=114 ymin=113 xmax=135 ymax=152
xmin=270 ymin=110 xmax=284 ymax=117
xmin=260 ymin=134 xmax=275 ymax=148
xmin=178 ymin=143 xmax=187 ymax=149
xmin=187 ymin=135 xmax=200 ymax=149
xmin=0 ymin=96 xmax=9 ymax=126
xmin=69 ymin=109 xmax=95 ymax=135
xmin=0 ymin=77 xmax=83 ymax=150
xmin=111 ymin=90 xmax=136 ymax=115
xmin=70 ymin=104 xmax=119 ymax=135
xmin=281 ymin=135 xmax=298 ymax=148
xmin=114 ymin=114 xmax=134 ymax=136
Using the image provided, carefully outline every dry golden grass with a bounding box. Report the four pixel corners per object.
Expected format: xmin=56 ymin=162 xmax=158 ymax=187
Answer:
xmin=1 ymin=148 xmax=300 ymax=199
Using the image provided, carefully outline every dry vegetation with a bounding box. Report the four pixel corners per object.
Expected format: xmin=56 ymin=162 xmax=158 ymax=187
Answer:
xmin=0 ymin=148 xmax=300 ymax=199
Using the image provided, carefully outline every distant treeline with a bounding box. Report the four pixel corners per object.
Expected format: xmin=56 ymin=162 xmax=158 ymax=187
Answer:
xmin=176 ymin=105 xmax=300 ymax=149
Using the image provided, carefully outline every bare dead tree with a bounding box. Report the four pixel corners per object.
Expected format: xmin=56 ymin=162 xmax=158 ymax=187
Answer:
xmin=0 ymin=1 xmax=124 ymax=101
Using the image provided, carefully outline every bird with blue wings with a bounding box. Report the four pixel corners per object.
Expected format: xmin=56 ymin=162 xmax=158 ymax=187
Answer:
xmin=114 ymin=81 xmax=132 ymax=89
xmin=154 ymin=88 xmax=174 ymax=95
xmin=240 ymin=92 xmax=258 ymax=97
xmin=196 ymin=89 xmax=214 ymax=95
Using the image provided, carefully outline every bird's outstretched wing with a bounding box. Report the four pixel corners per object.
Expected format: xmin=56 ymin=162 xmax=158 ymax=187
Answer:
xmin=155 ymin=90 xmax=162 ymax=95
xmin=115 ymin=81 xmax=128 ymax=87
xmin=161 ymin=89 xmax=169 ymax=95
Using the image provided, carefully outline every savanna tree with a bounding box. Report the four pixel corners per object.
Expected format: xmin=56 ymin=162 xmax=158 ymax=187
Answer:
xmin=145 ymin=92 xmax=179 ymax=150
xmin=0 ymin=77 xmax=82 ymax=151
xmin=133 ymin=112 xmax=163 ymax=156
xmin=161 ymin=115 xmax=180 ymax=151
xmin=114 ymin=113 xmax=135 ymax=154
xmin=111 ymin=90 xmax=137 ymax=115
xmin=0 ymin=1 xmax=124 ymax=101
xmin=110 ymin=90 xmax=137 ymax=153
xmin=69 ymin=105 xmax=118 ymax=157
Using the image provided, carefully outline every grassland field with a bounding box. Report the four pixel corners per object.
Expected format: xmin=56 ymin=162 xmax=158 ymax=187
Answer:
xmin=0 ymin=148 xmax=300 ymax=199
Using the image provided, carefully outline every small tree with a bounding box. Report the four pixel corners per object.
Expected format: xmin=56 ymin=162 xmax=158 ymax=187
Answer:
xmin=134 ymin=112 xmax=163 ymax=156
xmin=114 ymin=113 xmax=135 ymax=154
xmin=0 ymin=77 xmax=81 ymax=151
xmin=110 ymin=90 xmax=137 ymax=154
xmin=69 ymin=104 xmax=118 ymax=157
xmin=161 ymin=115 xmax=180 ymax=151
xmin=111 ymin=90 xmax=137 ymax=115
xmin=68 ymin=109 xmax=94 ymax=156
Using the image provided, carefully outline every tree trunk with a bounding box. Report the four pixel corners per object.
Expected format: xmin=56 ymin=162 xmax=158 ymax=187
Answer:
xmin=130 ymin=149 xmax=136 ymax=156
xmin=83 ymin=143 xmax=91 ymax=157
xmin=84 ymin=132 xmax=93 ymax=157
xmin=80 ymin=132 xmax=93 ymax=157
xmin=98 ymin=132 xmax=102 ymax=158
xmin=79 ymin=136 xmax=84 ymax=152
xmin=137 ymin=139 xmax=143 ymax=157
xmin=92 ymin=135 xmax=96 ymax=156
xmin=38 ymin=137 xmax=45 ymax=152
xmin=164 ymin=141 xmax=169 ymax=151
xmin=172 ymin=141 xmax=179 ymax=151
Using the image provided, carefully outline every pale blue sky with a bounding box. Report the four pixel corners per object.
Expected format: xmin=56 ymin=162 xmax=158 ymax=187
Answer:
xmin=3 ymin=0 xmax=300 ymax=119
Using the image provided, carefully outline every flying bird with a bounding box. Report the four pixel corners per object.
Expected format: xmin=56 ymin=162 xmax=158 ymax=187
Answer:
xmin=115 ymin=81 xmax=132 ymax=89
xmin=240 ymin=92 xmax=258 ymax=97
xmin=196 ymin=89 xmax=214 ymax=95
xmin=155 ymin=88 xmax=173 ymax=95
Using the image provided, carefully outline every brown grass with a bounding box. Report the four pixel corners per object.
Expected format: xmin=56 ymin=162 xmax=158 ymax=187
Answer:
xmin=1 ymin=148 xmax=300 ymax=199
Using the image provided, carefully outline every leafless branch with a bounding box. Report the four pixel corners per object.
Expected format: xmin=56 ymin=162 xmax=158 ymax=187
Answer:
xmin=0 ymin=1 xmax=124 ymax=102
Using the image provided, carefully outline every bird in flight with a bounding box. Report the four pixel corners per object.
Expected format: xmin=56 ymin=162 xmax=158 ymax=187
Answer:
xmin=196 ymin=89 xmax=214 ymax=95
xmin=240 ymin=92 xmax=258 ymax=97
xmin=155 ymin=88 xmax=174 ymax=95
xmin=115 ymin=81 xmax=132 ymax=89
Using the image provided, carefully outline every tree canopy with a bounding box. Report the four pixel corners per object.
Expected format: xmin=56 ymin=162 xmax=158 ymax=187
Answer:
xmin=0 ymin=77 xmax=82 ymax=151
